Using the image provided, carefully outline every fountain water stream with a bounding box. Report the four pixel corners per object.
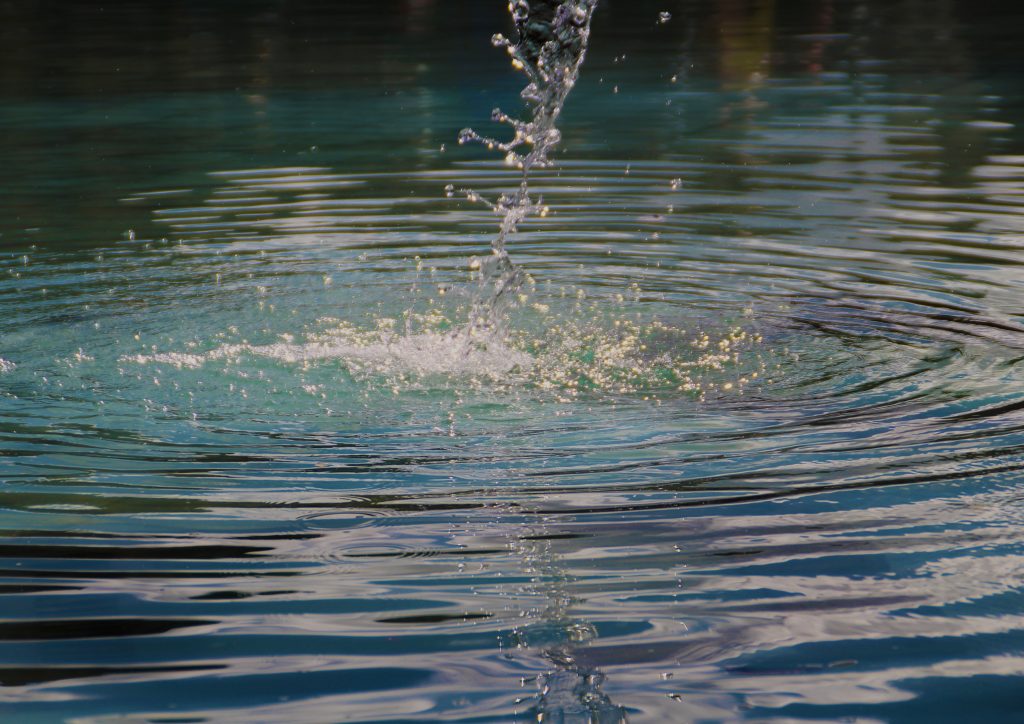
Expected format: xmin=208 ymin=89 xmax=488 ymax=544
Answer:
xmin=449 ymin=4 xmax=631 ymax=720
xmin=454 ymin=0 xmax=599 ymax=346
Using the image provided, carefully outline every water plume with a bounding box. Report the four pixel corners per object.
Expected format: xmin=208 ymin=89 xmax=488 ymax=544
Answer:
xmin=454 ymin=0 xmax=599 ymax=344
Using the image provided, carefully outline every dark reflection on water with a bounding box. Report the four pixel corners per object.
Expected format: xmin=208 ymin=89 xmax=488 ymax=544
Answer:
xmin=2 ymin=0 xmax=1024 ymax=721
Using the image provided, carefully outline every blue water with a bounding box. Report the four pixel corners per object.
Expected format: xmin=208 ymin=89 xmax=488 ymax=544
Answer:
xmin=2 ymin=1 xmax=1024 ymax=721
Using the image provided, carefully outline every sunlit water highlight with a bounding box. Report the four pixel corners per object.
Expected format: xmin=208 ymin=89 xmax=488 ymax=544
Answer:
xmin=2 ymin=0 xmax=1024 ymax=721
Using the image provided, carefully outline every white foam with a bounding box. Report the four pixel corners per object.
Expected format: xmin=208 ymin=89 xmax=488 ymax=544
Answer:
xmin=0 ymin=358 xmax=14 ymax=373
xmin=126 ymin=328 xmax=534 ymax=381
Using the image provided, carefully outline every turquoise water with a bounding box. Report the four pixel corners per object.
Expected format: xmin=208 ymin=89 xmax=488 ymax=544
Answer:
xmin=2 ymin=1 xmax=1024 ymax=721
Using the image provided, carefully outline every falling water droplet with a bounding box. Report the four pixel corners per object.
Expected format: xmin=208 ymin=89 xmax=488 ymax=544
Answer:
xmin=658 ymin=11 xmax=672 ymax=24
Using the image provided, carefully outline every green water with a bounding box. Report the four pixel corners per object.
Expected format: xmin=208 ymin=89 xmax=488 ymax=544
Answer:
xmin=2 ymin=0 xmax=1024 ymax=721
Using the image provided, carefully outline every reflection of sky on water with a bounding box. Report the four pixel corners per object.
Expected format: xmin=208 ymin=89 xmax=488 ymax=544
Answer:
xmin=8 ymin=482 xmax=1019 ymax=720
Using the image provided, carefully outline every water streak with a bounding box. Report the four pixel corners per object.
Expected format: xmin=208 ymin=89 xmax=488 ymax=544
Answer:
xmin=455 ymin=0 xmax=599 ymax=344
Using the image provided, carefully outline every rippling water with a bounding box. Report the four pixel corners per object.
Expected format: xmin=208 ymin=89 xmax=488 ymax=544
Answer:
xmin=2 ymin=0 xmax=1024 ymax=721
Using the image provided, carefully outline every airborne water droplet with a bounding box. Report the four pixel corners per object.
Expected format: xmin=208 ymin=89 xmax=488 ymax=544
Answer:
xmin=658 ymin=11 xmax=672 ymax=24
xmin=511 ymin=0 xmax=530 ymax=24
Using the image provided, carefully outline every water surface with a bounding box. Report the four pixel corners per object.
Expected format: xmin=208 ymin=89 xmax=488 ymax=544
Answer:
xmin=2 ymin=1 xmax=1024 ymax=721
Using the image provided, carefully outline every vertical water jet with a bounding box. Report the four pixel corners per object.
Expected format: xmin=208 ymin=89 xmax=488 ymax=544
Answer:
xmin=454 ymin=0 xmax=599 ymax=345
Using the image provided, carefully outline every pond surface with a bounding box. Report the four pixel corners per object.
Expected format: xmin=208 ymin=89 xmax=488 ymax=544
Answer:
xmin=2 ymin=0 xmax=1024 ymax=721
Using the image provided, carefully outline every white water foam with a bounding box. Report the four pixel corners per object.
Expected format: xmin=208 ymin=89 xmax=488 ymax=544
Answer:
xmin=124 ymin=324 xmax=534 ymax=381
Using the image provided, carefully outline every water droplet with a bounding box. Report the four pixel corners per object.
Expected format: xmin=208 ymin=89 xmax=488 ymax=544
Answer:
xmin=444 ymin=184 xmax=455 ymax=198
xmin=659 ymin=11 xmax=672 ymax=24
xmin=670 ymin=178 xmax=682 ymax=190
xmin=511 ymin=0 xmax=530 ymax=24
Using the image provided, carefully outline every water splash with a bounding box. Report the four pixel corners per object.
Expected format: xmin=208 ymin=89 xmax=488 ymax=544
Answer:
xmin=454 ymin=0 xmax=599 ymax=343
xmin=125 ymin=300 xmax=766 ymax=405
xmin=125 ymin=317 xmax=533 ymax=381
xmin=120 ymin=0 xmax=768 ymax=405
